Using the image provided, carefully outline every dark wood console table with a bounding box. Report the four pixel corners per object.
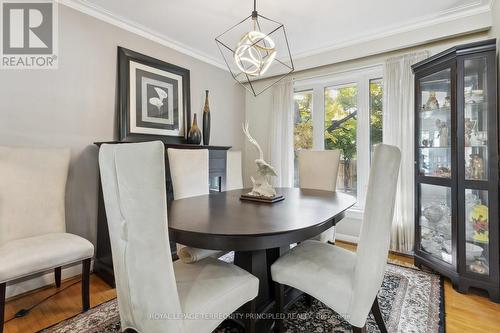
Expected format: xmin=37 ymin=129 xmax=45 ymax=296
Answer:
xmin=93 ymin=141 xmax=231 ymax=287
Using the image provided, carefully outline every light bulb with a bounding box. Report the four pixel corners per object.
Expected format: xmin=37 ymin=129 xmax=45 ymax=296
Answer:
xmin=234 ymin=30 xmax=276 ymax=77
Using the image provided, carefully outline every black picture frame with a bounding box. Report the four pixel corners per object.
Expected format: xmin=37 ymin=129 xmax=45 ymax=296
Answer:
xmin=118 ymin=47 xmax=191 ymax=143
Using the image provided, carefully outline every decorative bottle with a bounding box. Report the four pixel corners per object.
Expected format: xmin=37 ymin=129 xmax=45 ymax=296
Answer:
xmin=202 ymin=90 xmax=211 ymax=145
xmin=188 ymin=114 xmax=202 ymax=144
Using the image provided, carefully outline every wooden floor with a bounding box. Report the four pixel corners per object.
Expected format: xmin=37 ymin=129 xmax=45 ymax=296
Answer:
xmin=3 ymin=243 xmax=500 ymax=333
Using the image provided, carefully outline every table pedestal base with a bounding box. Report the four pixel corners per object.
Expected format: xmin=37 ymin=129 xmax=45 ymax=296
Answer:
xmin=234 ymin=246 xmax=298 ymax=332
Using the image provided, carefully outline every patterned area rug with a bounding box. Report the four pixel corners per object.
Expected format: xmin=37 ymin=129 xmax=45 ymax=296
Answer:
xmin=40 ymin=262 xmax=444 ymax=333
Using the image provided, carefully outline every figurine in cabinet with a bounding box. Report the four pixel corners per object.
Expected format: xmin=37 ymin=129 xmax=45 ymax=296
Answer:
xmin=425 ymin=91 xmax=440 ymax=110
xmin=435 ymin=166 xmax=451 ymax=178
xmin=470 ymin=258 xmax=489 ymax=275
xmin=443 ymin=96 xmax=451 ymax=108
xmin=464 ymin=118 xmax=475 ymax=146
xmin=435 ymin=119 xmax=448 ymax=147
xmin=468 ymin=154 xmax=484 ymax=180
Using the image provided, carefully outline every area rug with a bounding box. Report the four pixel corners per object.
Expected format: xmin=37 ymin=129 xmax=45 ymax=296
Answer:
xmin=40 ymin=262 xmax=444 ymax=333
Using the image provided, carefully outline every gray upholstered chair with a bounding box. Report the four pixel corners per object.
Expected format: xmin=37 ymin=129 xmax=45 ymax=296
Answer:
xmin=272 ymin=144 xmax=401 ymax=333
xmin=298 ymin=149 xmax=341 ymax=243
xmin=167 ymin=148 xmax=225 ymax=263
xmin=226 ymin=150 xmax=243 ymax=191
xmin=167 ymin=148 xmax=210 ymax=200
xmin=0 ymin=146 xmax=94 ymax=333
xmin=99 ymin=142 xmax=259 ymax=333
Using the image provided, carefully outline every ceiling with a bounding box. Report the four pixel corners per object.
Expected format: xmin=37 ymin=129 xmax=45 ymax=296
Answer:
xmin=64 ymin=0 xmax=494 ymax=71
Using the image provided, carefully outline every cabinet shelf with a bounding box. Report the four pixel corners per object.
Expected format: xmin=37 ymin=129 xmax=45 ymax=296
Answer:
xmin=419 ymin=107 xmax=451 ymax=118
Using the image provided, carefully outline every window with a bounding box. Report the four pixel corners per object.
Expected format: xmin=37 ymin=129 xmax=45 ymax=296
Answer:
xmin=293 ymin=91 xmax=313 ymax=187
xmin=293 ymin=68 xmax=383 ymax=210
xmin=370 ymin=79 xmax=383 ymax=158
xmin=324 ymin=85 xmax=358 ymax=196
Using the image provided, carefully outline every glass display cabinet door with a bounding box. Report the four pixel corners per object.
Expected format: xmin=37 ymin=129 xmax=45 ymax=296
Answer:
xmin=463 ymin=57 xmax=489 ymax=181
xmin=416 ymin=65 xmax=455 ymax=267
xmin=464 ymin=189 xmax=489 ymax=275
xmin=461 ymin=56 xmax=494 ymax=277
xmin=417 ymin=69 xmax=452 ymax=178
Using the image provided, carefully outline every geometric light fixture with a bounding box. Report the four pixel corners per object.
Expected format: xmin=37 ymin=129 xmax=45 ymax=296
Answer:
xmin=215 ymin=0 xmax=294 ymax=96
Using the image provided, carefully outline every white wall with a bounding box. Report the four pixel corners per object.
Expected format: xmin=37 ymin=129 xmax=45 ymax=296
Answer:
xmin=0 ymin=4 xmax=245 ymax=297
xmin=244 ymin=31 xmax=491 ymax=243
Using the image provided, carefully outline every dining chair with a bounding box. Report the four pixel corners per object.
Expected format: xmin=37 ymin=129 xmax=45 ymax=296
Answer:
xmin=298 ymin=149 xmax=341 ymax=243
xmin=226 ymin=150 xmax=243 ymax=191
xmin=167 ymin=148 xmax=223 ymax=263
xmin=167 ymin=148 xmax=210 ymax=200
xmin=272 ymin=144 xmax=401 ymax=333
xmin=99 ymin=142 xmax=259 ymax=333
xmin=0 ymin=146 xmax=94 ymax=333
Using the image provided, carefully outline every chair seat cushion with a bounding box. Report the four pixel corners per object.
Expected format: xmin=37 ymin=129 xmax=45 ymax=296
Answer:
xmin=174 ymin=257 xmax=259 ymax=333
xmin=271 ymin=240 xmax=356 ymax=316
xmin=0 ymin=233 xmax=94 ymax=283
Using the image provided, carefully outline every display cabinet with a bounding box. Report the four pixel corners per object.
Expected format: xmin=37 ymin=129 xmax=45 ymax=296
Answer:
xmin=412 ymin=39 xmax=499 ymax=301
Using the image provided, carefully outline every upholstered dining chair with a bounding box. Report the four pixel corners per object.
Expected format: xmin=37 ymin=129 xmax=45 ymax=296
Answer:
xmin=272 ymin=144 xmax=401 ymax=333
xmin=298 ymin=149 xmax=341 ymax=243
xmin=0 ymin=146 xmax=94 ymax=333
xmin=99 ymin=142 xmax=259 ymax=333
xmin=167 ymin=148 xmax=209 ymax=200
xmin=226 ymin=150 xmax=243 ymax=191
xmin=167 ymin=148 xmax=225 ymax=263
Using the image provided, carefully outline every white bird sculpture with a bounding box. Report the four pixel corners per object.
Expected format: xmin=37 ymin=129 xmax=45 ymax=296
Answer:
xmin=242 ymin=122 xmax=277 ymax=197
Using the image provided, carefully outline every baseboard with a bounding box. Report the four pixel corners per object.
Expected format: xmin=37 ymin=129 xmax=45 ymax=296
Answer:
xmin=6 ymin=260 xmax=94 ymax=299
xmin=335 ymin=236 xmax=415 ymax=259
xmin=335 ymin=233 xmax=359 ymax=244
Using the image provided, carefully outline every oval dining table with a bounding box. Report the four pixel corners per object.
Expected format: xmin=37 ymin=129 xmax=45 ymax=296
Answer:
xmin=168 ymin=187 xmax=356 ymax=332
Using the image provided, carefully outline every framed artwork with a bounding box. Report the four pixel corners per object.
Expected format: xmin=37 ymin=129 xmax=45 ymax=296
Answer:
xmin=118 ymin=47 xmax=190 ymax=142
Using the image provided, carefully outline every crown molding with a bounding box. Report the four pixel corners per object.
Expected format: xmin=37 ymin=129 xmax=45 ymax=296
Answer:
xmin=56 ymin=0 xmax=228 ymax=70
xmin=293 ymin=0 xmax=493 ymax=61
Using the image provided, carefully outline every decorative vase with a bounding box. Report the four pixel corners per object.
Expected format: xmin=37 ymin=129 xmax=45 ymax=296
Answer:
xmin=202 ymin=90 xmax=211 ymax=145
xmin=187 ymin=114 xmax=202 ymax=144
xmin=471 ymin=204 xmax=489 ymax=243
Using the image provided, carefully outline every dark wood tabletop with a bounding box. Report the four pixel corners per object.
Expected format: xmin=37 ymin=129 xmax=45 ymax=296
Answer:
xmin=168 ymin=187 xmax=356 ymax=251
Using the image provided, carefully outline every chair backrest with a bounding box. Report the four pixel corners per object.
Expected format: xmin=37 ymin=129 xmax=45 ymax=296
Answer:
xmin=0 ymin=146 xmax=70 ymax=246
xmin=348 ymin=144 xmax=401 ymax=327
xmin=167 ymin=148 xmax=209 ymax=200
xmin=226 ymin=150 xmax=243 ymax=191
xmin=298 ymin=150 xmax=341 ymax=191
xmin=99 ymin=142 xmax=183 ymax=333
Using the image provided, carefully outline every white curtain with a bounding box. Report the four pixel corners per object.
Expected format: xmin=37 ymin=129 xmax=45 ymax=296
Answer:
xmin=269 ymin=80 xmax=294 ymax=187
xmin=383 ymin=51 xmax=429 ymax=253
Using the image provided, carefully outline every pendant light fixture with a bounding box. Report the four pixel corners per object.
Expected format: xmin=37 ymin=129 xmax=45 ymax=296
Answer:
xmin=215 ymin=0 xmax=294 ymax=96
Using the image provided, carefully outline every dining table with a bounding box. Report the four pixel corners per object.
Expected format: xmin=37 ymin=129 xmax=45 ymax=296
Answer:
xmin=168 ymin=187 xmax=356 ymax=332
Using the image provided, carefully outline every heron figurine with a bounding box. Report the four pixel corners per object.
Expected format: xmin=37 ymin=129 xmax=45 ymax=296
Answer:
xmin=242 ymin=122 xmax=277 ymax=197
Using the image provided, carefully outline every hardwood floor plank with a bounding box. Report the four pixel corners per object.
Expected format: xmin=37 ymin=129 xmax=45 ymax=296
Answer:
xmin=3 ymin=244 xmax=500 ymax=333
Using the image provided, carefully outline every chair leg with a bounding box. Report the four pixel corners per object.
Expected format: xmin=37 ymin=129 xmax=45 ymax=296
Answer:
xmin=1 ymin=283 xmax=6 ymax=333
xmin=274 ymin=282 xmax=285 ymax=333
xmin=371 ymin=295 xmax=387 ymax=333
xmin=352 ymin=325 xmax=367 ymax=333
xmin=82 ymin=258 xmax=91 ymax=312
xmin=54 ymin=267 xmax=62 ymax=288
xmin=244 ymin=299 xmax=257 ymax=333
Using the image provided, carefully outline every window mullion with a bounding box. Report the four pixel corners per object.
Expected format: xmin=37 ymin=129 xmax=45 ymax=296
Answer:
xmin=356 ymin=77 xmax=370 ymax=210
xmin=312 ymin=85 xmax=325 ymax=150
